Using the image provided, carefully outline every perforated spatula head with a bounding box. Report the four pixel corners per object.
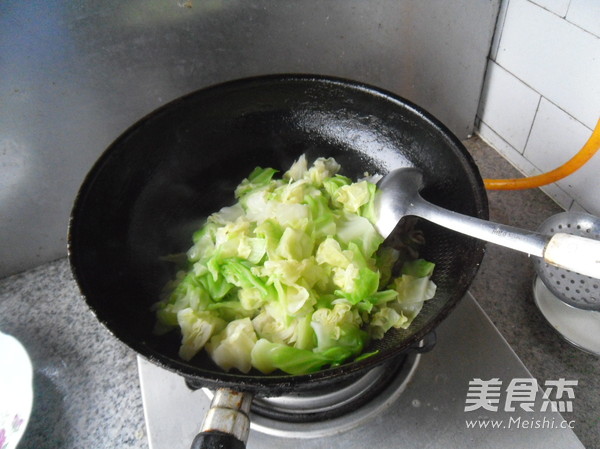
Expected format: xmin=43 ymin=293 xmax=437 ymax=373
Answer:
xmin=533 ymin=212 xmax=600 ymax=311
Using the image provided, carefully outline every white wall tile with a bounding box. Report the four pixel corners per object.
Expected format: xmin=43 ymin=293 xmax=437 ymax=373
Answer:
xmin=529 ymin=0 xmax=570 ymax=17
xmin=479 ymin=121 xmax=541 ymax=177
xmin=477 ymin=121 xmax=574 ymax=210
xmin=478 ymin=120 xmax=523 ymax=162
xmin=478 ymin=61 xmax=540 ymax=152
xmin=495 ymin=0 xmax=600 ymax=129
xmin=567 ymin=0 xmax=600 ymax=38
xmin=524 ymin=99 xmax=599 ymax=215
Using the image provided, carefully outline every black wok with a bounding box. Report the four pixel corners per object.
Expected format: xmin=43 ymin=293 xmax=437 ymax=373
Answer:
xmin=68 ymin=74 xmax=488 ymax=447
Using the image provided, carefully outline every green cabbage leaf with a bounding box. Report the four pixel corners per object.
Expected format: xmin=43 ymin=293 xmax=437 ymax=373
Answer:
xmin=153 ymin=156 xmax=436 ymax=374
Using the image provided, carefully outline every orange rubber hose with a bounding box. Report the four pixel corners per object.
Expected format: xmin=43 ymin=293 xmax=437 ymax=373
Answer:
xmin=483 ymin=118 xmax=600 ymax=190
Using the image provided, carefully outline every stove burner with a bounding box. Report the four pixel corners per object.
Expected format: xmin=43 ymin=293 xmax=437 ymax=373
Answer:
xmin=202 ymin=352 xmax=421 ymax=439
xmin=251 ymin=356 xmax=407 ymax=423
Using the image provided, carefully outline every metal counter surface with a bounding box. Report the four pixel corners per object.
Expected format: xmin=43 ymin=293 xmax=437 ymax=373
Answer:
xmin=0 ymin=0 xmax=500 ymax=278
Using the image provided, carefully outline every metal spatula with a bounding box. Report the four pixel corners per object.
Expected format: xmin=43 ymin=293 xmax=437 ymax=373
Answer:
xmin=375 ymin=167 xmax=600 ymax=281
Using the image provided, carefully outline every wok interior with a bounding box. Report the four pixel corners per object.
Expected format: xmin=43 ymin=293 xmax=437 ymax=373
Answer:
xmin=69 ymin=76 xmax=488 ymax=390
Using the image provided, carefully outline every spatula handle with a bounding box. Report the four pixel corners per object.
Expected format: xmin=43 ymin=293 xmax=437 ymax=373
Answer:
xmin=544 ymin=233 xmax=600 ymax=279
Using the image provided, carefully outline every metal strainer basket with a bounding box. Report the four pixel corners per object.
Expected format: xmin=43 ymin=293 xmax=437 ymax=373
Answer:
xmin=533 ymin=212 xmax=600 ymax=311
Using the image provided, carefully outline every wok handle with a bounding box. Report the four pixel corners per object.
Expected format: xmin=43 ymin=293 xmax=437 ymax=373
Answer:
xmin=191 ymin=388 xmax=253 ymax=449
xmin=413 ymin=331 xmax=437 ymax=353
xmin=191 ymin=432 xmax=246 ymax=449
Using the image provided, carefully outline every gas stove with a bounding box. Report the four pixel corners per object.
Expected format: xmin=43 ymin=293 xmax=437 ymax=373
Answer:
xmin=138 ymin=293 xmax=584 ymax=448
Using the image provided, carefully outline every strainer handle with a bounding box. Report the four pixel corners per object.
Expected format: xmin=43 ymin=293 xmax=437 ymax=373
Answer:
xmin=544 ymin=233 xmax=600 ymax=279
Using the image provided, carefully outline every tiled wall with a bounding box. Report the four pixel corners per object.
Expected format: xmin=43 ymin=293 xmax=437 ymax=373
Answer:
xmin=477 ymin=0 xmax=600 ymax=216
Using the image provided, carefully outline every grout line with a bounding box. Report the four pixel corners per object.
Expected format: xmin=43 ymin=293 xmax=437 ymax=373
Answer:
xmin=525 ymin=0 xmax=567 ymax=19
xmin=478 ymin=117 xmax=545 ymax=177
xmin=563 ymin=18 xmax=600 ymax=39
xmin=477 ymin=121 xmax=577 ymax=212
xmin=539 ymin=185 xmax=574 ymax=211
xmin=477 ymin=118 xmax=587 ymax=212
xmin=476 ymin=117 xmax=527 ymax=165
xmin=492 ymin=64 xmax=542 ymax=105
xmin=541 ymin=101 xmax=595 ymax=133
xmin=490 ymin=62 xmax=595 ymax=132
xmin=562 ymin=0 xmax=600 ymax=38
xmin=569 ymin=201 xmax=591 ymax=213
xmin=522 ymin=96 xmax=542 ymax=156
xmin=527 ymin=0 xmax=600 ymax=39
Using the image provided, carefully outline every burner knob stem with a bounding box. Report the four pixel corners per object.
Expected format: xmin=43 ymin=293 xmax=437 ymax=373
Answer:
xmin=191 ymin=388 xmax=253 ymax=449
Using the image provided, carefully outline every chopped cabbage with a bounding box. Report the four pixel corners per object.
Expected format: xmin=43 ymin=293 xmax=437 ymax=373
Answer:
xmin=176 ymin=308 xmax=226 ymax=361
xmin=153 ymin=156 xmax=436 ymax=375
xmin=205 ymin=318 xmax=257 ymax=373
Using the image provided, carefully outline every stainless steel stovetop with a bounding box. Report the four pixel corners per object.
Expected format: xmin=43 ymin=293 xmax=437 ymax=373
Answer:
xmin=138 ymin=293 xmax=584 ymax=448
